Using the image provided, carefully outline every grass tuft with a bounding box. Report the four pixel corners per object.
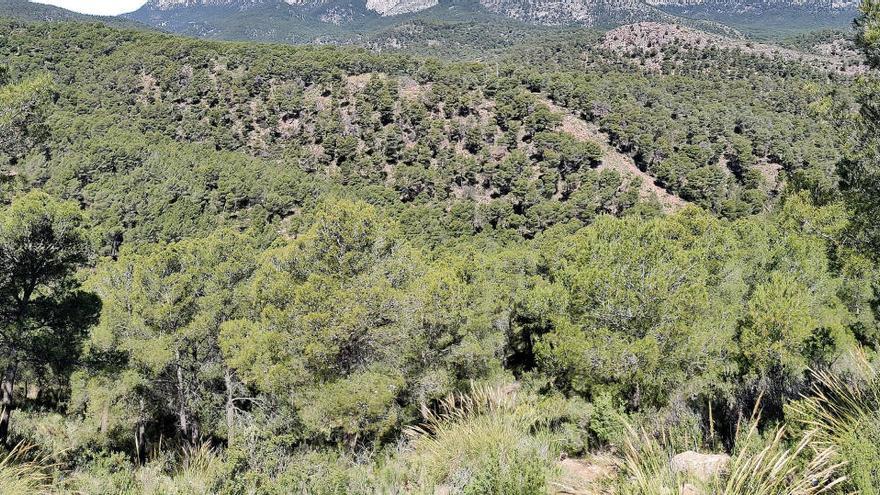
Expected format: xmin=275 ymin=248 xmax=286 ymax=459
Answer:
xmin=792 ymin=350 xmax=880 ymax=493
xmin=0 ymin=442 xmax=56 ymax=495
xmin=617 ymin=413 xmax=845 ymax=494
xmin=404 ymin=383 xmax=555 ymax=494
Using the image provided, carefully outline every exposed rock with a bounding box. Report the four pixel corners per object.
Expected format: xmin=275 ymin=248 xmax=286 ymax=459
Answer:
xmin=680 ymin=483 xmax=701 ymax=495
xmin=152 ymin=0 xmax=266 ymax=10
xmin=366 ymin=0 xmax=438 ymax=15
xmin=552 ymin=456 xmax=617 ymax=494
xmin=670 ymin=451 xmax=730 ymax=480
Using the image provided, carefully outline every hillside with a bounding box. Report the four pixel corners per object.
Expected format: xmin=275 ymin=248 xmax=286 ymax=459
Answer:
xmin=1 ymin=16 xmax=848 ymax=237
xmin=127 ymin=0 xmax=673 ymax=30
xmin=0 ymin=0 xmax=147 ymax=28
xmin=649 ymin=0 xmax=859 ymax=35
xmin=601 ymin=22 xmax=866 ymax=75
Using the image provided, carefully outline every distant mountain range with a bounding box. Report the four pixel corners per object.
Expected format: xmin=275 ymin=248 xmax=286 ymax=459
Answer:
xmin=0 ymin=0 xmax=860 ymax=45
xmin=124 ymin=0 xmax=858 ymax=34
xmin=119 ymin=0 xmax=668 ymax=43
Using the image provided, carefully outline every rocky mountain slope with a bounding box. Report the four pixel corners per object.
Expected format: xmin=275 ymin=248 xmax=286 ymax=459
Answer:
xmin=465 ymin=0 xmax=673 ymax=27
xmin=126 ymin=0 xmax=672 ymax=31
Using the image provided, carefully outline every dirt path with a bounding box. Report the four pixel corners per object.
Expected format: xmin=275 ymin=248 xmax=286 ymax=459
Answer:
xmin=539 ymin=97 xmax=688 ymax=212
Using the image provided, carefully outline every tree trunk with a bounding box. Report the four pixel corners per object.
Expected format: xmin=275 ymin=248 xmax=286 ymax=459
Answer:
xmin=0 ymin=363 xmax=17 ymax=445
xmin=175 ymin=352 xmax=190 ymax=444
xmin=100 ymin=403 xmax=110 ymax=435
xmin=224 ymin=368 xmax=235 ymax=445
xmin=135 ymin=397 xmax=146 ymax=465
xmin=135 ymin=423 xmax=146 ymax=465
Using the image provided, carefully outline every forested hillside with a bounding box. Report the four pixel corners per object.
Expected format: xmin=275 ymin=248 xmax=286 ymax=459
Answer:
xmin=0 ymin=0 xmax=146 ymax=28
xmin=0 ymin=1 xmax=878 ymax=493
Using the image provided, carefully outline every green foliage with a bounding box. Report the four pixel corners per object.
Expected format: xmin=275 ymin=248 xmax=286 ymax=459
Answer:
xmin=0 ymin=191 xmax=96 ymax=442
xmin=82 ymin=229 xmax=259 ymax=448
xmin=461 ymin=449 xmax=548 ymax=495
xmin=0 ymin=74 xmax=54 ymax=166
xmin=528 ymin=204 xmax=859 ymax=422
xmin=839 ymin=0 xmax=880 ymax=260
xmin=298 ymin=369 xmax=405 ymax=445
xmin=219 ymin=199 xmax=513 ymax=447
xmin=858 ymin=0 xmax=880 ymax=67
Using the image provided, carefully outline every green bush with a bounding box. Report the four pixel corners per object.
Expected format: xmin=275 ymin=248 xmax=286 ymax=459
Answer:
xmin=462 ymin=449 xmax=548 ymax=495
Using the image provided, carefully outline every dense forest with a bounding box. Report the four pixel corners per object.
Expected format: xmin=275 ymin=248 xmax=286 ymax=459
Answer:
xmin=0 ymin=1 xmax=879 ymax=493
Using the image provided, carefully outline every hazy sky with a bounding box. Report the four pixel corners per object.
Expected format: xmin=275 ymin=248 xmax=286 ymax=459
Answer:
xmin=31 ymin=0 xmax=147 ymax=15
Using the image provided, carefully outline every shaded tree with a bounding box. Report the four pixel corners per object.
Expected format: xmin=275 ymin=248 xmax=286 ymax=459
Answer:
xmin=0 ymin=191 xmax=95 ymax=443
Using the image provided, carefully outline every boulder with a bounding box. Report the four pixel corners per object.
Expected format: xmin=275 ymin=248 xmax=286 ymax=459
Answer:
xmin=670 ymin=451 xmax=730 ymax=480
xmin=552 ymin=456 xmax=618 ymax=494
xmin=680 ymin=483 xmax=701 ymax=495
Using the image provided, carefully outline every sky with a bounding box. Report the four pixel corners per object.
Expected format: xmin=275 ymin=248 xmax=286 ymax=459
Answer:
xmin=30 ymin=0 xmax=148 ymax=15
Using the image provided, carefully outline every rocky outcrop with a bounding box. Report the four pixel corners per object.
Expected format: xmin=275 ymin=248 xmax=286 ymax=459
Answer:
xmin=553 ymin=456 xmax=618 ymax=494
xmin=477 ymin=0 xmax=676 ymax=26
xmin=642 ymin=0 xmax=857 ymax=29
xmin=148 ymin=0 xmax=436 ymax=16
xmin=366 ymin=0 xmax=438 ymax=15
xmin=646 ymin=0 xmax=855 ymax=8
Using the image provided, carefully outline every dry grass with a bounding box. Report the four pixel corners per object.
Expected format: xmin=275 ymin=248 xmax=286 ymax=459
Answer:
xmin=793 ymin=351 xmax=880 ymax=449
xmin=403 ymin=383 xmax=556 ymax=493
xmin=791 ymin=350 xmax=880 ymax=493
xmin=405 ymin=383 xmax=521 ymax=438
xmin=134 ymin=441 xmax=225 ymax=495
xmin=0 ymin=442 xmax=56 ymax=495
xmin=617 ymin=411 xmax=845 ymax=495
xmin=714 ymin=426 xmax=845 ymax=495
